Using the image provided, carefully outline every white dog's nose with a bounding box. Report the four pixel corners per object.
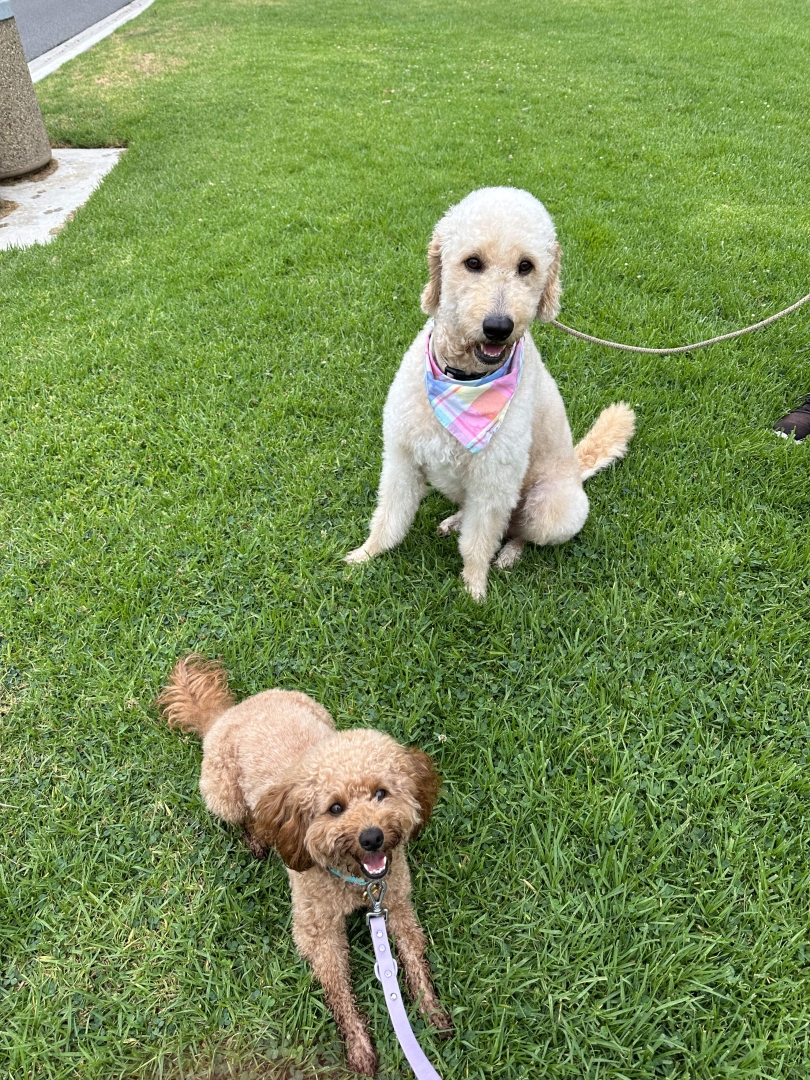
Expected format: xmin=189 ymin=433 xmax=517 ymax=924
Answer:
xmin=482 ymin=315 xmax=514 ymax=341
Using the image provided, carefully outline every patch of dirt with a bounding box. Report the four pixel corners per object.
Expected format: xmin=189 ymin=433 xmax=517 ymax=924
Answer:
xmin=150 ymin=1061 xmax=345 ymax=1080
xmin=48 ymin=141 xmax=126 ymax=149
xmin=0 ymin=200 xmax=19 ymax=221
xmin=143 ymin=1046 xmax=349 ymax=1080
xmin=49 ymin=210 xmax=76 ymax=237
xmin=93 ymin=51 xmax=187 ymax=87
xmin=0 ymin=691 xmax=17 ymax=715
xmin=1 ymin=157 xmax=59 ymax=185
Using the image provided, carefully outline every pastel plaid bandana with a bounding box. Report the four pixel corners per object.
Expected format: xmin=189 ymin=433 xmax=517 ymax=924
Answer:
xmin=424 ymin=333 xmax=524 ymax=452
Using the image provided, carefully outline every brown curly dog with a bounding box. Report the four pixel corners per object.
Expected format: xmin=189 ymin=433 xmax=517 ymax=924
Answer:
xmin=157 ymin=654 xmax=451 ymax=1076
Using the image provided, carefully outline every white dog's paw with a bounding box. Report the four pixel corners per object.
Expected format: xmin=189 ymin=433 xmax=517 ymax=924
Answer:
xmin=437 ymin=511 xmax=463 ymax=537
xmin=345 ymin=545 xmax=372 ymax=564
xmin=462 ymin=570 xmax=488 ymax=603
xmin=494 ymin=539 xmax=525 ymax=570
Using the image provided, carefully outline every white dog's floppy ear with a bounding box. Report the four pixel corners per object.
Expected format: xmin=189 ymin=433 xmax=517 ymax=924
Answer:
xmin=420 ymin=229 xmax=443 ymax=316
xmin=536 ymin=241 xmax=562 ymax=322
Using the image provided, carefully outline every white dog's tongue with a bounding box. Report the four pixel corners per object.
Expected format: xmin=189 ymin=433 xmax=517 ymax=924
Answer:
xmin=362 ymin=852 xmax=386 ymax=875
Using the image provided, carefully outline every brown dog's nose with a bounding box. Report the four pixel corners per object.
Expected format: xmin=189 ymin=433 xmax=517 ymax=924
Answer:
xmin=359 ymin=827 xmax=384 ymax=851
xmin=482 ymin=315 xmax=514 ymax=342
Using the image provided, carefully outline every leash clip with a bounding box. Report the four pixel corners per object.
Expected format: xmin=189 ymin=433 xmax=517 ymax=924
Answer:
xmin=364 ymin=879 xmax=388 ymax=925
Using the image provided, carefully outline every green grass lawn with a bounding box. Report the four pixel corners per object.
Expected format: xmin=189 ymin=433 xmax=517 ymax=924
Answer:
xmin=1 ymin=0 xmax=809 ymax=1076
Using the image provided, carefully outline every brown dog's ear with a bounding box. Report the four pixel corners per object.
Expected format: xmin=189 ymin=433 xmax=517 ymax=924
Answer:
xmin=251 ymin=778 xmax=313 ymax=873
xmin=536 ymin=241 xmax=562 ymax=322
xmin=405 ymin=748 xmax=440 ymax=836
xmin=420 ymin=230 xmax=443 ymax=316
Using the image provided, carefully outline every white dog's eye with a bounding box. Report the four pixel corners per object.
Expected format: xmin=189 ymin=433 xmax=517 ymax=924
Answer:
xmin=374 ymin=788 xmax=387 ymax=801
xmin=518 ymin=259 xmax=534 ymax=275
xmin=464 ymin=256 xmax=483 ymax=272
xmin=328 ymin=802 xmax=344 ymax=815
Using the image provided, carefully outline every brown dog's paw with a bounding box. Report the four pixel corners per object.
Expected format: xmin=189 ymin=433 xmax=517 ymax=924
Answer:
xmin=243 ymin=827 xmax=268 ymax=860
xmin=346 ymin=1040 xmax=378 ymax=1076
xmin=427 ymin=1009 xmax=454 ymax=1038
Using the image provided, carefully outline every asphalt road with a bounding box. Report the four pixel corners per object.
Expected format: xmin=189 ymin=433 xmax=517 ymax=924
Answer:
xmin=13 ymin=0 xmax=134 ymax=60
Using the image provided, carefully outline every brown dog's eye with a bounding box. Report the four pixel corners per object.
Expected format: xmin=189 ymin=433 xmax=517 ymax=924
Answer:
xmin=374 ymin=789 xmax=387 ymax=801
xmin=464 ymin=257 xmax=483 ymax=272
xmin=518 ymin=259 xmax=534 ymax=275
xmin=328 ymin=803 xmax=344 ymax=815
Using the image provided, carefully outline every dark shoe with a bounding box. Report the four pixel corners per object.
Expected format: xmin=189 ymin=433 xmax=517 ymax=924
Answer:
xmin=774 ymin=396 xmax=810 ymax=442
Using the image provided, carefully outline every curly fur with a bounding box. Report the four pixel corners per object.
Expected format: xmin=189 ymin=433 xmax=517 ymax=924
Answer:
xmin=346 ymin=186 xmax=635 ymax=600
xmin=159 ymin=655 xmax=451 ymax=1075
xmin=155 ymin=653 xmax=235 ymax=736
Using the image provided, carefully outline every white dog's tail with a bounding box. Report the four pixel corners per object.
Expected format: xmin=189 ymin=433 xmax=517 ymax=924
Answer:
xmin=575 ymin=402 xmax=636 ymax=481
xmin=156 ymin=654 xmax=236 ymax=737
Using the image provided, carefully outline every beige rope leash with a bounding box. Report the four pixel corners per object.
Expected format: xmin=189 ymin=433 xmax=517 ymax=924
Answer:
xmin=551 ymin=290 xmax=810 ymax=355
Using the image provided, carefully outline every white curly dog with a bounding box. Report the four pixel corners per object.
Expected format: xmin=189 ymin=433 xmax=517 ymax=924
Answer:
xmin=346 ymin=187 xmax=635 ymax=601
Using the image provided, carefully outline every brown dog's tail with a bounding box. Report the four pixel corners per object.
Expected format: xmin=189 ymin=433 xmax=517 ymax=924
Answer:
xmin=156 ymin=654 xmax=236 ymax=737
xmin=575 ymin=402 xmax=636 ymax=481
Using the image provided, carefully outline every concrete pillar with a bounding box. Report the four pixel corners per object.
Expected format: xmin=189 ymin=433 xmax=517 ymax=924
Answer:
xmin=0 ymin=0 xmax=52 ymax=180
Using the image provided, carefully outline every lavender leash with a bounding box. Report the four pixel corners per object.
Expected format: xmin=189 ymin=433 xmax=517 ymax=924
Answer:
xmin=364 ymin=881 xmax=443 ymax=1080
